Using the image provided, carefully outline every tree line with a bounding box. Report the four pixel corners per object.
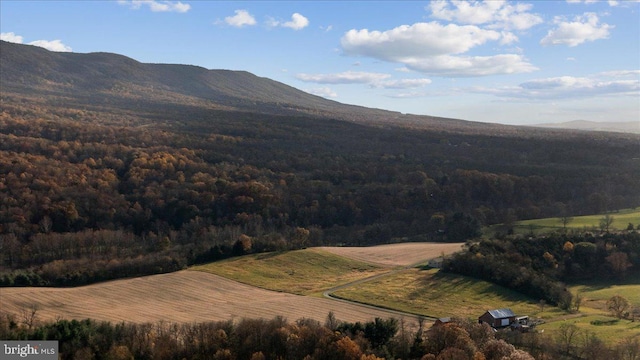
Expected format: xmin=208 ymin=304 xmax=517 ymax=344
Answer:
xmin=443 ymin=231 xmax=640 ymax=308
xmin=4 ymin=310 xmax=640 ymax=360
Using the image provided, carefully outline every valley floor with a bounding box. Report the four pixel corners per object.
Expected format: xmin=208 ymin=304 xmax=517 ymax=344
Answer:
xmin=0 ymin=243 xmax=462 ymax=327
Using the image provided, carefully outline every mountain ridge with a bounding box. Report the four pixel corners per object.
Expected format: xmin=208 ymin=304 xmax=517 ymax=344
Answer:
xmin=2 ymin=40 xmax=637 ymax=136
xmin=0 ymin=40 xmax=388 ymax=119
xmin=2 ymin=40 xmax=518 ymax=134
xmin=532 ymin=120 xmax=639 ymax=134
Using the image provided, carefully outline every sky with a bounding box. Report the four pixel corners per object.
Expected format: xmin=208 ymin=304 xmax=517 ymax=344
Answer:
xmin=1 ymin=0 xmax=639 ymax=126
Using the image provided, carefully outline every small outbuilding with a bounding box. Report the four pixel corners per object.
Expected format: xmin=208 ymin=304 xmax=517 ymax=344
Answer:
xmin=433 ymin=317 xmax=452 ymax=326
xmin=478 ymin=308 xmax=516 ymax=328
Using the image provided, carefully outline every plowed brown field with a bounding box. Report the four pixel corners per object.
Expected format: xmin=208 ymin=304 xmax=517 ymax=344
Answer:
xmin=0 ymin=271 xmax=408 ymax=324
xmin=0 ymin=243 xmax=462 ymax=325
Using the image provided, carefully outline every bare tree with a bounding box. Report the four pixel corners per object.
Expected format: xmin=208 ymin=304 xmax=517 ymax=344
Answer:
xmin=617 ymin=336 xmax=640 ymax=360
xmin=20 ymin=304 xmax=40 ymax=330
xmin=557 ymin=323 xmax=580 ymax=356
xmin=324 ymin=311 xmax=338 ymax=331
xmin=573 ymin=292 xmax=584 ymax=313
xmin=599 ymin=214 xmax=615 ymax=233
xmin=607 ymin=295 xmax=630 ymax=319
xmin=560 ymin=215 xmax=574 ymax=232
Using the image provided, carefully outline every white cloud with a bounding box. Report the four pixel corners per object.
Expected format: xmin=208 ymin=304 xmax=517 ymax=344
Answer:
xmin=540 ymin=13 xmax=613 ymax=47
xmin=341 ymin=22 xmax=502 ymax=60
xmin=27 ymin=39 xmax=72 ymax=52
xmin=500 ymin=31 xmax=519 ymax=45
xmin=340 ymin=21 xmax=536 ymax=76
xmin=598 ymin=70 xmax=640 ymax=78
xmin=224 ymin=9 xmax=256 ymax=28
xmin=296 ymin=71 xmax=391 ymax=84
xmin=282 ymin=13 xmax=309 ymax=30
xmin=386 ymin=91 xmax=429 ymax=98
xmin=117 ymin=0 xmax=190 ymax=13
xmin=428 ymin=0 xmax=543 ymax=31
xmin=373 ymin=78 xmax=432 ymax=89
xmin=1 ymin=32 xmax=23 ymax=43
xmin=320 ymin=25 xmax=333 ymax=32
xmin=268 ymin=13 xmax=310 ymax=30
xmin=305 ymin=87 xmax=338 ymax=98
xmin=471 ymin=71 xmax=639 ymax=99
xmin=404 ymin=54 xmax=537 ymax=76
xmin=568 ymin=0 xmax=640 ymax=6
xmin=297 ymin=71 xmax=431 ymax=90
xmin=1 ymin=32 xmax=72 ymax=52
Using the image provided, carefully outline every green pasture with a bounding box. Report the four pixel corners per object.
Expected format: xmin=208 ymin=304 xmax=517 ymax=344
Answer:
xmin=535 ymin=275 xmax=640 ymax=344
xmin=191 ymin=247 xmax=639 ymax=345
xmin=487 ymin=208 xmax=640 ymax=236
xmin=537 ymin=314 xmax=640 ymax=344
xmin=331 ymin=268 xmax=549 ymax=320
xmin=190 ymin=248 xmax=385 ymax=295
xmin=570 ymin=274 xmax=640 ymax=309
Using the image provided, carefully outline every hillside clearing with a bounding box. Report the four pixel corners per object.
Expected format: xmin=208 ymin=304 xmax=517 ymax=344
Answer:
xmin=0 ymin=242 xmax=464 ymax=326
xmin=332 ymin=268 xmax=550 ymax=319
xmin=191 ymin=248 xmax=387 ymax=295
xmin=488 ymin=209 xmax=640 ymax=235
xmin=317 ymin=242 xmax=464 ymax=267
xmin=0 ymin=270 xmax=415 ymax=326
xmin=191 ymin=243 xmax=464 ymax=296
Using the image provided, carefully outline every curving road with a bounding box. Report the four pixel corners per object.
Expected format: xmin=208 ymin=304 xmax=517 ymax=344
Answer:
xmin=322 ymin=260 xmax=440 ymax=322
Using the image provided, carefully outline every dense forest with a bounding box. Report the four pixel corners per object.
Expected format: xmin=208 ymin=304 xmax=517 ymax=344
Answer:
xmin=1 ymin=93 xmax=639 ymax=286
xmin=2 ymin=311 xmax=639 ymax=360
xmin=1 ymin=41 xmax=640 ymax=286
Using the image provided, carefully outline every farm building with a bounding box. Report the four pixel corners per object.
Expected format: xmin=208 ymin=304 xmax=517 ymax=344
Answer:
xmin=433 ymin=317 xmax=452 ymax=326
xmin=478 ymin=308 xmax=516 ymax=328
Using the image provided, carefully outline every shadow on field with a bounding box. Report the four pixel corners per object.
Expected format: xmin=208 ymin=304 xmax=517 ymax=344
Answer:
xmin=255 ymin=251 xmax=285 ymax=260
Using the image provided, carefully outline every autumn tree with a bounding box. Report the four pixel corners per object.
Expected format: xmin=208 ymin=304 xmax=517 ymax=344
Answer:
xmin=606 ymin=252 xmax=632 ymax=279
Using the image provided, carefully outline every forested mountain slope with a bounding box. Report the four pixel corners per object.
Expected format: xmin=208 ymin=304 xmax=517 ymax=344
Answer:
xmin=1 ymin=40 xmax=639 ymax=286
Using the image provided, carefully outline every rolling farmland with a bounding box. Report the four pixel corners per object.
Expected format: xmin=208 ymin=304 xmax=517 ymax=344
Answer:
xmin=318 ymin=242 xmax=464 ymax=267
xmin=0 ymin=270 xmax=407 ymax=325
xmin=0 ymin=243 xmax=462 ymax=325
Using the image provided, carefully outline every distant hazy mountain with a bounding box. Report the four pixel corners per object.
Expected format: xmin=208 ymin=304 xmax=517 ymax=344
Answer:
xmin=0 ymin=40 xmax=509 ymax=133
xmin=3 ymin=40 xmax=635 ymax=136
xmin=0 ymin=40 xmax=340 ymax=110
xmin=532 ymin=120 xmax=640 ymax=134
xmin=0 ymin=40 xmax=407 ymax=124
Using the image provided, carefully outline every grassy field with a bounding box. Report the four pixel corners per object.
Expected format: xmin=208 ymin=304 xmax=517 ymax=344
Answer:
xmin=534 ymin=275 xmax=640 ymax=343
xmin=331 ymin=268 xmax=550 ymax=319
xmin=190 ymin=248 xmax=387 ymax=296
xmin=486 ymin=208 xmax=640 ymax=236
xmin=537 ymin=314 xmax=640 ymax=344
xmin=4 ymin=242 xmax=636 ymax=344
xmin=570 ymin=273 xmax=640 ymax=309
xmin=331 ymin=267 xmax=640 ymax=344
xmin=0 ymin=243 xmax=466 ymax=327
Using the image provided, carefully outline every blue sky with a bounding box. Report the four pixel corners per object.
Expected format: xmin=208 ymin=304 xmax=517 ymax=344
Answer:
xmin=1 ymin=0 xmax=639 ymax=125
